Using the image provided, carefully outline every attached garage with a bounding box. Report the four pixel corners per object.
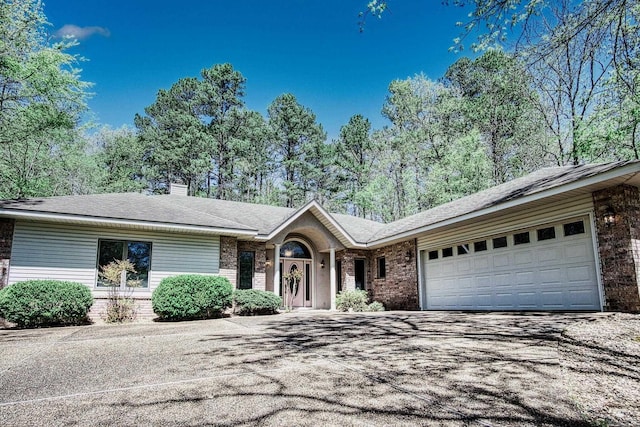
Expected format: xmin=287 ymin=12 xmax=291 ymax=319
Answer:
xmin=420 ymin=216 xmax=601 ymax=311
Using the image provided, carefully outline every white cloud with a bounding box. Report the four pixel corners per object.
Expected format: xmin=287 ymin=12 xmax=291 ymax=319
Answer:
xmin=54 ymin=24 xmax=111 ymax=40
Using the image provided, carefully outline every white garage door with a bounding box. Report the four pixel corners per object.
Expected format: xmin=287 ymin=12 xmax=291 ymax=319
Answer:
xmin=422 ymin=217 xmax=601 ymax=310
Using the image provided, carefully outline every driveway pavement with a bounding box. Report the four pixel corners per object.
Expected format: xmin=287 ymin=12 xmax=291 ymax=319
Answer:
xmin=0 ymin=311 xmax=602 ymax=426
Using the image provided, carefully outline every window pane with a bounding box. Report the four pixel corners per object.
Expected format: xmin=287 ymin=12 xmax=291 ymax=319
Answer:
xmin=493 ymin=236 xmax=507 ymax=249
xmin=457 ymin=244 xmax=469 ymax=255
xmin=442 ymin=247 xmax=453 ymax=257
xmin=474 ymin=241 xmax=487 ymax=252
xmin=537 ymin=227 xmax=556 ymax=241
xmin=428 ymin=250 xmax=438 ymax=260
xmin=377 ymin=257 xmax=386 ymax=278
xmin=305 ymin=264 xmax=310 ymax=301
xmin=126 ymin=241 xmax=151 ymax=288
xmin=238 ymin=251 xmax=254 ymax=290
xmin=280 ymin=241 xmax=311 ymax=258
xmin=97 ymin=240 xmax=124 ymax=287
xmin=514 ymin=232 xmax=530 ymax=245
xmin=563 ymin=220 xmax=585 ymax=236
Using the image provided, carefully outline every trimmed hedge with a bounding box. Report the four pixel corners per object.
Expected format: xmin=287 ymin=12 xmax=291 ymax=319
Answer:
xmin=233 ymin=289 xmax=281 ymax=316
xmin=152 ymin=274 xmax=233 ymax=321
xmin=0 ymin=280 xmax=93 ymax=328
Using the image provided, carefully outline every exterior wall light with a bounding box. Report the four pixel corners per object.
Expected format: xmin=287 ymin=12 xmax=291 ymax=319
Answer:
xmin=265 ymin=258 xmax=272 ymax=268
xmin=320 ymin=259 xmax=325 ymax=268
xmin=604 ymin=206 xmax=616 ymax=227
xmin=405 ymin=251 xmax=412 ymax=261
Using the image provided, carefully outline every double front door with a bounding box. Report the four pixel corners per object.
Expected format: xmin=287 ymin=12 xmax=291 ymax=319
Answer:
xmin=282 ymin=259 xmax=312 ymax=307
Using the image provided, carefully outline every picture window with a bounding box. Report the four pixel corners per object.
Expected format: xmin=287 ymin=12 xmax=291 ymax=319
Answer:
xmin=97 ymin=239 xmax=151 ymax=288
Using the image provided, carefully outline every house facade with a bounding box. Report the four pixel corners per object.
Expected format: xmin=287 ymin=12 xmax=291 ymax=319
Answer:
xmin=1 ymin=161 xmax=640 ymax=316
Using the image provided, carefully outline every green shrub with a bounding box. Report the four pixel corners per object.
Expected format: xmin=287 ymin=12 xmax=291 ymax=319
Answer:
xmin=233 ymin=289 xmax=281 ymax=316
xmin=367 ymin=301 xmax=385 ymax=312
xmin=152 ymin=274 xmax=232 ymax=321
xmin=336 ymin=289 xmax=385 ymax=312
xmin=0 ymin=280 xmax=93 ymax=327
xmin=336 ymin=289 xmax=369 ymax=312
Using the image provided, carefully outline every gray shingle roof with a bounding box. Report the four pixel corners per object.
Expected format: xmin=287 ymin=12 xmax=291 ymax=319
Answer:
xmin=0 ymin=193 xmax=256 ymax=232
xmin=1 ymin=161 xmax=637 ymax=245
xmin=368 ymin=161 xmax=638 ymax=242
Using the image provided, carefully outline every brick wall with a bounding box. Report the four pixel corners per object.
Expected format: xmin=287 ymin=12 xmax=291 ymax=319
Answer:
xmin=593 ymin=184 xmax=640 ymax=312
xmin=337 ymin=249 xmax=371 ymax=292
xmin=368 ymin=240 xmax=419 ymax=310
xmin=0 ymin=219 xmax=14 ymax=288
xmin=89 ymin=297 xmax=154 ymax=322
xmin=219 ymin=236 xmax=237 ymax=287
xmin=237 ymin=241 xmax=267 ymax=291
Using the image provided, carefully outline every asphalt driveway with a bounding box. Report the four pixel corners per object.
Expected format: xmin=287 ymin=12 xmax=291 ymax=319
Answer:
xmin=0 ymin=311 xmax=616 ymax=426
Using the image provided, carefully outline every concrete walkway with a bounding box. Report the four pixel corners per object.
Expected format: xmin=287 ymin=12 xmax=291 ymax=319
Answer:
xmin=0 ymin=311 xmax=599 ymax=426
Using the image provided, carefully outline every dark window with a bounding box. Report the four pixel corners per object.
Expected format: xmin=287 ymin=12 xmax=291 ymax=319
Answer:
xmin=336 ymin=260 xmax=343 ymax=293
xmin=280 ymin=241 xmax=311 ymax=258
xmin=428 ymin=250 xmax=439 ymax=260
xmin=493 ymin=236 xmax=508 ymax=249
xmin=537 ymin=226 xmax=556 ymax=241
xmin=474 ymin=241 xmax=488 ymax=252
xmin=514 ymin=231 xmax=530 ymax=245
xmin=238 ymin=251 xmax=254 ymax=290
xmin=457 ymin=244 xmax=469 ymax=255
xmin=355 ymin=259 xmax=366 ymax=290
xmin=279 ymin=262 xmax=283 ymax=296
xmin=377 ymin=257 xmax=386 ymax=279
xmin=97 ymin=239 xmax=151 ymax=288
xmin=442 ymin=247 xmax=453 ymax=257
xmin=563 ymin=220 xmax=585 ymax=236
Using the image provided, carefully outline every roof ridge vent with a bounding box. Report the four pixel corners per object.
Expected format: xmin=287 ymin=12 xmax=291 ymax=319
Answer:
xmin=170 ymin=183 xmax=188 ymax=196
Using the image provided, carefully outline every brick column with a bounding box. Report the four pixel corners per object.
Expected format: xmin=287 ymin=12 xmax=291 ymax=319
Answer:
xmin=593 ymin=184 xmax=640 ymax=312
xmin=0 ymin=218 xmax=14 ymax=288
xmin=219 ymin=236 xmax=237 ymax=287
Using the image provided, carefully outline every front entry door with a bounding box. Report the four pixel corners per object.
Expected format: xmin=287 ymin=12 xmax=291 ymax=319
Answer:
xmin=283 ymin=259 xmax=311 ymax=307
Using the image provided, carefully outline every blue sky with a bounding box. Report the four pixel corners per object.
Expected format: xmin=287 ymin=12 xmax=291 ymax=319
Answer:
xmin=45 ymin=1 xmax=479 ymax=139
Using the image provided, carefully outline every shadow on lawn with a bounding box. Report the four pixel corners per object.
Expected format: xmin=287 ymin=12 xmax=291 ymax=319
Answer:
xmin=113 ymin=312 xmax=605 ymax=426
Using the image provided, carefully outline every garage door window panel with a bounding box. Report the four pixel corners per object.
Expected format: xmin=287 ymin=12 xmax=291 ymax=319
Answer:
xmin=492 ymin=236 xmax=508 ymax=249
xmin=457 ymin=244 xmax=469 ymax=255
xmin=563 ymin=220 xmax=585 ymax=237
xmin=474 ymin=241 xmax=488 ymax=252
xmin=514 ymin=232 xmax=530 ymax=245
xmin=442 ymin=247 xmax=453 ymax=257
xmin=428 ymin=250 xmax=438 ymax=260
xmin=537 ymin=226 xmax=556 ymax=241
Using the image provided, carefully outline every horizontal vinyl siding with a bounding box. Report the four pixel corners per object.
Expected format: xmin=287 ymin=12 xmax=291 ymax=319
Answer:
xmin=9 ymin=221 xmax=220 ymax=291
xmin=417 ymin=194 xmax=594 ymax=250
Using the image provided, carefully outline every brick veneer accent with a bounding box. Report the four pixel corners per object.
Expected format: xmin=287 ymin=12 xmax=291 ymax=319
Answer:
xmin=593 ymin=184 xmax=640 ymax=312
xmin=0 ymin=218 xmax=14 ymax=288
xmin=237 ymin=241 xmax=267 ymax=290
xmin=89 ymin=297 xmax=154 ymax=322
xmin=337 ymin=249 xmax=371 ymax=292
xmin=219 ymin=236 xmax=237 ymax=287
xmin=368 ymin=240 xmax=419 ymax=310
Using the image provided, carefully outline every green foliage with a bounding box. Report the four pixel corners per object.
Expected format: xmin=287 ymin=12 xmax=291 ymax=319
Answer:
xmin=233 ymin=289 xmax=282 ymax=316
xmin=152 ymin=275 xmax=233 ymax=321
xmin=0 ymin=0 xmax=91 ymax=199
xmin=367 ymin=301 xmax=385 ymax=312
xmin=336 ymin=289 xmax=368 ymax=312
xmin=0 ymin=280 xmax=93 ymax=327
xmin=268 ymin=93 xmax=327 ymax=208
xmin=92 ymin=127 xmax=147 ymax=193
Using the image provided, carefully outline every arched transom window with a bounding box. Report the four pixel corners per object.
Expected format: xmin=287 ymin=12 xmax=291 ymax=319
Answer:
xmin=280 ymin=241 xmax=311 ymax=259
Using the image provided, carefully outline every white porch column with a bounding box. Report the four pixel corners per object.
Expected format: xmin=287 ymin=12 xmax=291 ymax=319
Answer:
xmin=273 ymin=244 xmax=281 ymax=298
xmin=330 ymin=247 xmax=336 ymax=310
